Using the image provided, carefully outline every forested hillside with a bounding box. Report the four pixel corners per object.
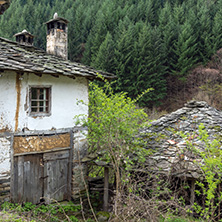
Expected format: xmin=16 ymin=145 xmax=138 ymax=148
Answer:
xmin=1 ymin=0 xmax=222 ymax=107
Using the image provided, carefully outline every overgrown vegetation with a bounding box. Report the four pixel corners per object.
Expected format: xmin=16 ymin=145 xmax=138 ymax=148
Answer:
xmin=3 ymin=79 xmax=222 ymax=221
xmin=75 ymin=76 xmax=151 ymax=203
xmin=0 ymin=201 xmax=84 ymax=221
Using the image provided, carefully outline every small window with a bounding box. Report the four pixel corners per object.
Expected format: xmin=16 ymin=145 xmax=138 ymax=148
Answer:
xmin=29 ymin=87 xmax=51 ymax=116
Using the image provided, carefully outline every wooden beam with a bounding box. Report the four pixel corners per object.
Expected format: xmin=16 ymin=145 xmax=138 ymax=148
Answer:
xmin=103 ymin=167 xmax=109 ymax=211
xmin=68 ymin=130 xmax=73 ymax=200
xmin=67 ymin=75 xmax=75 ymax=79
xmin=14 ymin=147 xmax=70 ymax=156
xmin=51 ymin=74 xmax=59 ymax=78
xmin=34 ymin=73 xmax=42 ymax=77
xmin=190 ymin=179 xmax=195 ymax=206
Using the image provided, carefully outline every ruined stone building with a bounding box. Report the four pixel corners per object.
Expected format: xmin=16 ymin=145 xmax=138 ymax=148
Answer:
xmin=0 ymin=13 xmax=115 ymax=203
xmin=141 ymin=100 xmax=222 ymax=179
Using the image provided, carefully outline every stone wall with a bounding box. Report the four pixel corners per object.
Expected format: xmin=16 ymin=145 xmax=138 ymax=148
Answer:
xmin=141 ymin=100 xmax=222 ymax=178
xmin=0 ymin=134 xmax=11 ymax=203
xmin=72 ymin=127 xmax=88 ymax=198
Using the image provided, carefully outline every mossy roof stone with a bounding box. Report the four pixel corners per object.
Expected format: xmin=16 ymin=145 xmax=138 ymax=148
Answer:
xmin=0 ymin=37 xmax=115 ymax=79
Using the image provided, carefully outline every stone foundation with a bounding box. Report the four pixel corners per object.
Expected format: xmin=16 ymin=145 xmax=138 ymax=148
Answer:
xmin=72 ymin=127 xmax=88 ymax=198
xmin=0 ymin=172 xmax=10 ymax=203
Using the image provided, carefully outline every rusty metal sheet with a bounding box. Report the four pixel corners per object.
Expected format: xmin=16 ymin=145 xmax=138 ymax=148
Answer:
xmin=13 ymin=133 xmax=70 ymax=154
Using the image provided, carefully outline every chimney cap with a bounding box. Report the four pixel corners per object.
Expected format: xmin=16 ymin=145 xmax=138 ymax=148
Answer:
xmin=45 ymin=13 xmax=69 ymax=25
xmin=14 ymin=29 xmax=34 ymax=37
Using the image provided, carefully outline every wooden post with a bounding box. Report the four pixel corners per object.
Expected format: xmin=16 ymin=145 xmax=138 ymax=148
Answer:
xmin=190 ymin=179 xmax=195 ymax=206
xmin=103 ymin=167 xmax=109 ymax=211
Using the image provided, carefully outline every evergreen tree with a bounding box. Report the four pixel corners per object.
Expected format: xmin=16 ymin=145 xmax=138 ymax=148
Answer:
xmin=91 ymin=32 xmax=115 ymax=73
xmin=132 ymin=24 xmax=167 ymax=106
xmin=173 ymin=21 xmax=198 ymax=79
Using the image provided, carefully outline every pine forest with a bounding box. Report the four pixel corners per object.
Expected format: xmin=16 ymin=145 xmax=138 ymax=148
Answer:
xmin=1 ymin=0 xmax=222 ymax=108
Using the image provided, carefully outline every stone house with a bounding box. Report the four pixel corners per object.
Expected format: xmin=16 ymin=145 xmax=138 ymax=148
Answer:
xmin=141 ymin=100 xmax=222 ymax=179
xmin=0 ymin=13 xmax=114 ymax=203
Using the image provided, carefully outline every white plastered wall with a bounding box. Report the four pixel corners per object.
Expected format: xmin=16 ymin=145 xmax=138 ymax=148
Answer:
xmin=0 ymin=70 xmax=88 ymax=131
xmin=0 ymin=70 xmax=89 ymax=175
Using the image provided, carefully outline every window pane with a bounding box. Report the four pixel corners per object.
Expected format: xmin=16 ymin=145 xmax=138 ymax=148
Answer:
xmin=31 ymin=101 xmax=37 ymax=107
xmin=31 ymin=107 xmax=37 ymax=112
xmin=39 ymin=89 xmax=44 ymax=100
xmin=31 ymin=88 xmax=37 ymax=99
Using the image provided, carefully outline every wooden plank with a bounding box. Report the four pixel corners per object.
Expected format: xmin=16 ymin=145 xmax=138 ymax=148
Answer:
xmin=44 ymin=151 xmax=69 ymax=204
xmin=14 ymin=147 xmax=70 ymax=156
xmin=68 ymin=130 xmax=73 ymax=200
xmin=14 ymin=133 xmax=70 ymax=154
xmin=11 ymin=156 xmax=18 ymax=202
xmin=23 ymin=154 xmax=43 ymax=204
xmin=17 ymin=156 xmax=24 ymax=203
xmin=43 ymin=150 xmax=70 ymax=161
xmin=14 ymin=128 xmax=73 ymax=136
xmin=190 ymin=179 xmax=195 ymax=206
xmin=23 ymin=156 xmax=31 ymax=202
xmin=103 ymin=167 xmax=109 ymax=211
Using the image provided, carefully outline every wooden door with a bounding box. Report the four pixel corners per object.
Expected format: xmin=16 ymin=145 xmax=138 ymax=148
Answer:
xmin=43 ymin=150 xmax=70 ymax=204
xmin=12 ymin=154 xmax=44 ymax=204
xmin=11 ymin=149 xmax=71 ymax=204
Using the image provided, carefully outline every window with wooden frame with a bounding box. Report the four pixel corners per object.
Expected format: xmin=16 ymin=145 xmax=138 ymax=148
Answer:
xmin=29 ymin=86 xmax=51 ymax=116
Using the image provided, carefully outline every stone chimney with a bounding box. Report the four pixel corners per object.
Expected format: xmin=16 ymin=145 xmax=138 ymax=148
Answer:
xmin=14 ymin=30 xmax=34 ymax=46
xmin=45 ymin=13 xmax=69 ymax=59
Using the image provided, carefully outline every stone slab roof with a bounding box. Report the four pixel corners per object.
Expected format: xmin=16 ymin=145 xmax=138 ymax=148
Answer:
xmin=0 ymin=37 xmax=115 ymax=79
xmin=141 ymin=100 xmax=222 ymax=179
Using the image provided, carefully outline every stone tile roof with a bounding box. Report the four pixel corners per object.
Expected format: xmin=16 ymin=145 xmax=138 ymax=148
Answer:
xmin=0 ymin=37 xmax=115 ymax=79
xmin=141 ymin=100 xmax=222 ymax=179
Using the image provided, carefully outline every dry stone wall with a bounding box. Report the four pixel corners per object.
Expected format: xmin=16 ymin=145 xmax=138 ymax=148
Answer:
xmin=72 ymin=127 xmax=88 ymax=198
xmin=141 ymin=100 xmax=222 ymax=179
xmin=0 ymin=134 xmax=11 ymax=203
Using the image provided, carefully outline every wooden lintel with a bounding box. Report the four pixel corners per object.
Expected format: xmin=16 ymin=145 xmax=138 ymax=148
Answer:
xmin=34 ymin=73 xmax=42 ymax=77
xmin=14 ymin=146 xmax=70 ymax=156
xmin=14 ymin=127 xmax=73 ymax=136
xmin=87 ymin=77 xmax=94 ymax=81
xmin=190 ymin=179 xmax=195 ymax=206
xmin=68 ymin=75 xmax=76 ymax=79
xmin=51 ymin=74 xmax=59 ymax=78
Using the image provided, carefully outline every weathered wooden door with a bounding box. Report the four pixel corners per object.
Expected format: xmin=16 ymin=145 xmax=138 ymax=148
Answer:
xmin=12 ymin=154 xmax=44 ymax=204
xmin=43 ymin=150 xmax=70 ymax=204
xmin=11 ymin=131 xmax=72 ymax=204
